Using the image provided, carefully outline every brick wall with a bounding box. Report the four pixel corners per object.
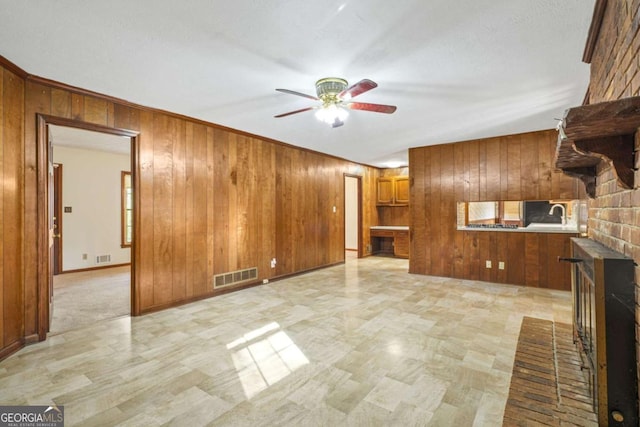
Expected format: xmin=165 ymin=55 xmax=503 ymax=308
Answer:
xmin=586 ymin=0 xmax=640 ymax=414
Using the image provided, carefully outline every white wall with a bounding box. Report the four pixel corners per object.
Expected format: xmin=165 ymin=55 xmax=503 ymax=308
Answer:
xmin=53 ymin=145 xmax=131 ymax=271
xmin=345 ymin=176 xmax=358 ymax=251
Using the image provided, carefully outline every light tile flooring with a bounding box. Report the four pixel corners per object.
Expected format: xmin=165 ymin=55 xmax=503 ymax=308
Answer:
xmin=0 ymin=257 xmax=573 ymax=426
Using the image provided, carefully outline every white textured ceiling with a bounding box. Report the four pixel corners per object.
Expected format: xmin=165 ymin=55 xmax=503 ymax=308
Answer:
xmin=0 ymin=1 xmax=594 ymax=167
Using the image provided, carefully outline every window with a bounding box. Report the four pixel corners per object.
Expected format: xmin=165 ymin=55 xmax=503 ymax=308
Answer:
xmin=121 ymin=171 xmax=132 ymax=247
xmin=457 ymin=199 xmax=585 ymax=231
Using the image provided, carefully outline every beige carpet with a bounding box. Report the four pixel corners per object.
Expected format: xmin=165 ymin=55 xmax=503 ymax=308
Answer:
xmin=50 ymin=265 xmax=131 ymax=335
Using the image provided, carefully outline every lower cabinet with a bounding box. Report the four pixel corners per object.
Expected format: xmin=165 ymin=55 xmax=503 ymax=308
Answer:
xmin=393 ymin=231 xmax=409 ymax=258
xmin=370 ymin=229 xmax=409 ymax=259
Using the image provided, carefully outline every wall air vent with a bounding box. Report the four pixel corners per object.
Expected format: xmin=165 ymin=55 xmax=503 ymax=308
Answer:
xmin=96 ymin=254 xmax=111 ymax=264
xmin=213 ymin=267 xmax=258 ymax=289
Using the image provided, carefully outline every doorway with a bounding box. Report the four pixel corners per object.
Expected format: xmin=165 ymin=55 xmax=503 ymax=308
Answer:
xmin=344 ymin=174 xmax=362 ymax=260
xmin=36 ymin=115 xmax=139 ymax=339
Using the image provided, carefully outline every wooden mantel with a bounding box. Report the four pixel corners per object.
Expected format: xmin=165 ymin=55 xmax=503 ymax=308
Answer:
xmin=555 ymin=96 xmax=640 ymax=197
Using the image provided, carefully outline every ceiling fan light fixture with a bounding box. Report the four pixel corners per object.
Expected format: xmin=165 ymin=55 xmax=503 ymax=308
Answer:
xmin=275 ymin=77 xmax=395 ymax=126
xmin=315 ymin=77 xmax=348 ymax=100
xmin=315 ymin=104 xmax=348 ymax=125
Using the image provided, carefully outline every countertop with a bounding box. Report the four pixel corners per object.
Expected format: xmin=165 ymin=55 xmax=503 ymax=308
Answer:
xmin=458 ymin=224 xmax=581 ymax=234
xmin=370 ymin=226 xmax=410 ymax=231
xmin=372 ymin=225 xmax=580 ymax=234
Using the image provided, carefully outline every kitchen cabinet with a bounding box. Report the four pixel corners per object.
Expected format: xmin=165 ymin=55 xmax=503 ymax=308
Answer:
xmin=376 ymin=176 xmax=409 ymax=206
xmin=393 ymin=230 xmax=409 ymax=257
xmin=377 ymin=178 xmax=394 ymax=205
xmin=370 ymin=227 xmax=410 ymax=258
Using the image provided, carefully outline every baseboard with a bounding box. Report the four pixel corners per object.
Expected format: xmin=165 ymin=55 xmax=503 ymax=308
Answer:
xmin=0 ymin=339 xmax=25 ymax=362
xmin=270 ymin=261 xmax=345 ymax=282
xmin=137 ymin=261 xmax=345 ymax=316
xmin=59 ymin=263 xmax=130 ymax=274
xmin=138 ymin=279 xmax=264 ymax=315
xmin=24 ymin=333 xmax=40 ymax=344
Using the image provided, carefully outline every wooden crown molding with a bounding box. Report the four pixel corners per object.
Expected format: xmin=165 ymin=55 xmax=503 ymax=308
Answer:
xmin=0 ymin=54 xmax=28 ymax=78
xmin=0 ymin=54 xmax=380 ymax=170
xmin=582 ymin=0 xmax=608 ymax=64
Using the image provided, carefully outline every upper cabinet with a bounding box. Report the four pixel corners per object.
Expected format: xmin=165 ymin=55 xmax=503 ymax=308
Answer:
xmin=377 ymin=176 xmax=409 ymax=206
xmin=377 ymin=177 xmax=394 ymax=204
xmin=394 ymin=176 xmax=409 ymax=205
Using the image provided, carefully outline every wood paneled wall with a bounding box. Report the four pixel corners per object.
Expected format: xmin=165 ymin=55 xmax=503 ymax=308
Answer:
xmin=409 ymin=129 xmax=580 ymax=290
xmin=0 ymin=66 xmax=24 ymax=359
xmin=0 ymin=58 xmax=380 ymax=358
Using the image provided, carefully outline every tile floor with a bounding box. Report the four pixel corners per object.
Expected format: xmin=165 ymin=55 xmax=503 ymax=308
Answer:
xmin=0 ymin=256 xmax=573 ymax=426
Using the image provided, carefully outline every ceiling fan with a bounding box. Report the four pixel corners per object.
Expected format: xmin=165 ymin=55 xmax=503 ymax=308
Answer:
xmin=274 ymin=78 xmax=397 ymax=128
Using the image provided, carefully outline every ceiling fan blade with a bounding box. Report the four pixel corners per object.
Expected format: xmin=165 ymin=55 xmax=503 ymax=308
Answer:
xmin=347 ymin=102 xmax=397 ymax=114
xmin=339 ymin=79 xmax=377 ymax=99
xmin=275 ymin=88 xmax=319 ymax=100
xmin=274 ymin=107 xmax=315 ymax=118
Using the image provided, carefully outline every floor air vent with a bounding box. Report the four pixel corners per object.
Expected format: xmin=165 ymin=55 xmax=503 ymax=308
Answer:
xmin=213 ymin=267 xmax=258 ymax=289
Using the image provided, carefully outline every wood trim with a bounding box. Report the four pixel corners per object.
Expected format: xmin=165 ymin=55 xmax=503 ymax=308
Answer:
xmin=37 ymin=115 xmax=140 ymax=337
xmin=130 ymin=133 xmax=140 ymax=316
xmin=23 ymin=334 xmax=39 ymax=345
xmin=0 ymin=54 xmax=381 ymax=170
xmin=53 ymin=163 xmax=63 ymax=275
xmin=59 ymin=263 xmax=131 ymax=275
xmin=344 ymin=173 xmax=363 ymax=258
xmin=121 ymin=171 xmax=132 ymax=248
xmin=36 ymin=115 xmax=49 ymax=340
xmin=0 ymin=54 xmax=28 ymax=78
xmin=138 ymin=261 xmax=345 ymax=315
xmin=139 ymin=280 xmax=264 ymax=315
xmin=39 ymin=114 xmax=139 ymax=138
xmin=0 ymin=340 xmax=25 ymax=361
xmin=582 ymin=0 xmax=608 ymax=63
xmin=266 ymin=261 xmax=345 ymax=285
xmin=25 ymin=74 xmax=378 ymax=169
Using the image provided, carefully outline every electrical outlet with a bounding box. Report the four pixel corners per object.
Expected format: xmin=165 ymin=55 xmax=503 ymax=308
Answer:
xmin=270 ymin=258 xmax=277 ymax=268
xmin=485 ymin=260 xmax=492 ymax=269
xmin=263 ymin=279 xmax=269 ymax=284
xmin=498 ymin=261 xmax=505 ymax=270
xmin=82 ymin=253 xmax=87 ymax=260
xmin=332 ymin=206 xmax=337 ymax=213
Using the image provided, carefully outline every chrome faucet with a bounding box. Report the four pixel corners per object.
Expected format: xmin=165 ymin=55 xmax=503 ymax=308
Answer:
xmin=548 ymin=204 xmax=566 ymax=225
